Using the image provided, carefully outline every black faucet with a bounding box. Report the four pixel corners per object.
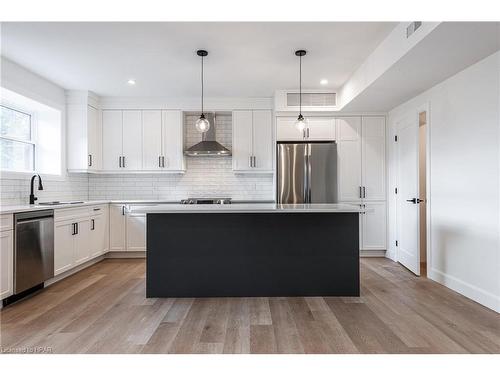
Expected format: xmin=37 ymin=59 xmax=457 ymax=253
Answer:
xmin=29 ymin=174 xmax=43 ymax=204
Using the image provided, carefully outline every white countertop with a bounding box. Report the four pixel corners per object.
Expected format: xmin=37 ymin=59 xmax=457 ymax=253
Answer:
xmin=0 ymin=200 xmax=275 ymax=214
xmin=128 ymin=203 xmax=364 ymax=214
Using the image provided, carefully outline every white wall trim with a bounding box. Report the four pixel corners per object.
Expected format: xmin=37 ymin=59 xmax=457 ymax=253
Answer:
xmin=429 ymin=267 xmax=500 ymax=313
xmin=45 ymin=255 xmax=104 ymax=287
xmin=105 ymin=251 xmax=146 ymax=259
xmin=360 ymin=250 xmax=386 ymax=257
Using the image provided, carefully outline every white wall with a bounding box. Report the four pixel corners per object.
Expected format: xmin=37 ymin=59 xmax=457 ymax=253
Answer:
xmin=387 ymin=51 xmax=500 ymax=312
xmin=0 ymin=57 xmax=89 ymax=205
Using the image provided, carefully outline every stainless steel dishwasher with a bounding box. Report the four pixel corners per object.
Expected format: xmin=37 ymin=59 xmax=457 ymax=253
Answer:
xmin=14 ymin=210 xmax=54 ymax=294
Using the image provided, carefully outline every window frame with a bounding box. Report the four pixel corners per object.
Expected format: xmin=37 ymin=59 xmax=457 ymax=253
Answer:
xmin=0 ymin=103 xmax=37 ymax=174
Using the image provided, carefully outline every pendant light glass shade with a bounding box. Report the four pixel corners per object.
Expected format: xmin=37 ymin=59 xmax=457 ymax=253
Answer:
xmin=295 ymin=50 xmax=307 ymax=133
xmin=196 ymin=50 xmax=210 ymax=133
xmin=195 ymin=114 xmax=210 ymax=133
xmin=294 ymin=113 xmax=308 ymax=131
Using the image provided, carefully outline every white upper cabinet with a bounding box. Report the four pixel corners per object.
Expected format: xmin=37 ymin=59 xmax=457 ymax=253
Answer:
xmin=252 ymin=110 xmax=273 ymax=171
xmin=305 ymin=117 xmax=336 ymax=140
xmin=276 ymin=117 xmax=303 ymax=141
xmin=142 ymin=110 xmax=163 ymax=170
xmin=337 ymin=117 xmax=362 ymax=202
xmin=102 ymin=109 xmax=184 ymax=173
xmin=361 ymin=117 xmax=386 ymax=201
xmin=122 ymin=111 xmax=143 ymax=171
xmin=276 ymin=116 xmax=335 ymax=141
xmin=232 ymin=110 xmax=273 ymax=173
xmin=232 ymin=111 xmax=253 ymax=170
xmin=67 ymin=91 xmax=102 ymax=172
xmin=337 ymin=116 xmax=386 ymax=203
xmin=102 ymin=110 xmax=123 ymax=171
xmin=162 ymin=110 xmax=185 ymax=171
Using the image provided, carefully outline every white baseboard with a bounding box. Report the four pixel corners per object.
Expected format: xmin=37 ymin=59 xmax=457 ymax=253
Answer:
xmin=105 ymin=251 xmax=146 ymax=259
xmin=429 ymin=267 xmax=500 ymax=313
xmin=360 ymin=250 xmax=386 ymax=257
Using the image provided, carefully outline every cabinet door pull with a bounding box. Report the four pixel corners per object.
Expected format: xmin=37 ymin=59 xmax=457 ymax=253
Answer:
xmin=162 ymin=156 xmax=166 ymax=168
xmin=88 ymin=154 xmax=92 ymax=167
xmin=122 ymin=205 xmax=125 ymax=216
xmin=75 ymin=222 xmax=79 ymax=235
xmin=91 ymin=219 xmax=95 ymax=231
xmin=159 ymin=156 xmax=162 ymax=168
xmin=72 ymin=223 xmax=76 ymax=235
xmin=253 ymin=156 xmax=256 ymax=168
xmin=119 ymin=156 xmax=122 ymax=168
xmin=307 ymin=128 xmax=310 ymax=138
xmin=122 ymin=156 xmax=126 ymax=168
xmin=249 ymin=156 xmax=252 ymax=168
xmin=359 ymin=186 xmax=362 ymax=199
xmin=363 ymin=186 xmax=366 ymax=198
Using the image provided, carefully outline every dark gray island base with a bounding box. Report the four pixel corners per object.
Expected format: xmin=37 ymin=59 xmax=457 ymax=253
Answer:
xmin=146 ymin=210 xmax=360 ymax=298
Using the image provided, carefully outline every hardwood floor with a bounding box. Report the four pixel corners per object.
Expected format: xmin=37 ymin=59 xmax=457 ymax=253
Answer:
xmin=1 ymin=258 xmax=499 ymax=354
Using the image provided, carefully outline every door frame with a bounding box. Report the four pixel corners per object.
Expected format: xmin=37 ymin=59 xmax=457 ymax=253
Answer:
xmin=394 ymin=102 xmax=431 ymax=275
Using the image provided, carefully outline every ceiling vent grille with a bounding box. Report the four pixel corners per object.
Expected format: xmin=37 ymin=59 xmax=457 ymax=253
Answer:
xmin=286 ymin=92 xmax=336 ymax=107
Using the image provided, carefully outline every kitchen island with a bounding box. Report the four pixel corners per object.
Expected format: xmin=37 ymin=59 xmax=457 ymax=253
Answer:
xmin=129 ymin=203 xmax=363 ymax=298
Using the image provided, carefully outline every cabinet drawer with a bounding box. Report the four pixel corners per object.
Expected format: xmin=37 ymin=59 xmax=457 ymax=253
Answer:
xmin=55 ymin=207 xmax=91 ymax=222
xmin=89 ymin=204 xmax=107 ymax=216
xmin=0 ymin=214 xmax=13 ymax=231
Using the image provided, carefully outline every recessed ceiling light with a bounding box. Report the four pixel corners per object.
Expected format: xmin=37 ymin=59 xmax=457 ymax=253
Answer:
xmin=320 ymin=79 xmax=328 ymax=85
xmin=127 ymin=79 xmax=136 ymax=86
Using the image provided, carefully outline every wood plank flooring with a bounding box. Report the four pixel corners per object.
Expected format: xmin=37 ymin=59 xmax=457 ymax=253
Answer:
xmin=1 ymin=258 xmax=499 ymax=354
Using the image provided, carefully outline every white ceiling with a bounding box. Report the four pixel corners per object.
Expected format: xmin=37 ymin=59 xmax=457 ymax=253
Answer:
xmin=0 ymin=22 xmax=397 ymax=97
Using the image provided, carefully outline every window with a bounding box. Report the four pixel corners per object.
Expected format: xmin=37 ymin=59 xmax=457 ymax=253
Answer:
xmin=0 ymin=105 xmax=35 ymax=172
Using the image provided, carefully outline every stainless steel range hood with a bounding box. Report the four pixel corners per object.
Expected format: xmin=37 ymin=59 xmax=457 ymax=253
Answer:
xmin=184 ymin=113 xmax=231 ymax=156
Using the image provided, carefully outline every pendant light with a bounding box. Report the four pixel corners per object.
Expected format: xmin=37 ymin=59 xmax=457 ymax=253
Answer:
xmin=195 ymin=50 xmax=210 ymax=133
xmin=294 ymin=49 xmax=308 ymax=132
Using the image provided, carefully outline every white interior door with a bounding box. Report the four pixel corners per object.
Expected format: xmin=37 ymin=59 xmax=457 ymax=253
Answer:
xmin=396 ymin=114 xmax=420 ymax=275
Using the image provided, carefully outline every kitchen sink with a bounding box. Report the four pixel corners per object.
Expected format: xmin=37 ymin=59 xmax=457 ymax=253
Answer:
xmin=39 ymin=201 xmax=84 ymax=206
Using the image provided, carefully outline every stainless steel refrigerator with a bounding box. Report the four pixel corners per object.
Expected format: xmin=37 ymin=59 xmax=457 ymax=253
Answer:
xmin=277 ymin=141 xmax=337 ymax=204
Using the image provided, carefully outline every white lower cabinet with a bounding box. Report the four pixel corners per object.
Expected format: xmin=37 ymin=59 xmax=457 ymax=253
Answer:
xmin=54 ymin=205 xmax=109 ymax=276
xmin=347 ymin=201 xmax=387 ymax=251
xmin=0 ymin=229 xmax=14 ymax=299
xmin=361 ymin=202 xmax=387 ymax=250
xmin=109 ymin=204 xmax=126 ymax=251
xmin=126 ymin=213 xmax=146 ymax=251
xmin=109 ymin=204 xmax=146 ymax=252
xmin=90 ymin=209 xmax=108 ymax=258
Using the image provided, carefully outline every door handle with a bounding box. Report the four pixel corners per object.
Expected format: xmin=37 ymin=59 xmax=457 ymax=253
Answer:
xmin=88 ymin=154 xmax=92 ymax=167
xmin=162 ymin=156 xmax=166 ymax=168
xmin=159 ymin=156 xmax=162 ymax=168
xmin=406 ymin=198 xmax=423 ymax=204
xmin=252 ymin=156 xmax=256 ymax=168
xmin=249 ymin=156 xmax=252 ymax=168
xmin=91 ymin=218 xmax=95 ymax=231
xmin=72 ymin=223 xmax=76 ymax=235
xmin=122 ymin=205 xmax=125 ymax=215
xmin=119 ymin=156 xmax=122 ymax=168
xmin=122 ymin=156 xmax=126 ymax=168
xmin=359 ymin=186 xmax=362 ymax=199
xmin=363 ymin=186 xmax=366 ymax=198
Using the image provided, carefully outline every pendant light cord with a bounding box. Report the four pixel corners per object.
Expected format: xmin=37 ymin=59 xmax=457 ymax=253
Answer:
xmin=201 ymin=54 xmax=204 ymax=115
xmin=299 ymin=54 xmax=302 ymax=116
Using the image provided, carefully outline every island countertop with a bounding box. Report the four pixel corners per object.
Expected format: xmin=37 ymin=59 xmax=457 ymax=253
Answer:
xmin=129 ymin=203 xmax=364 ymax=214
